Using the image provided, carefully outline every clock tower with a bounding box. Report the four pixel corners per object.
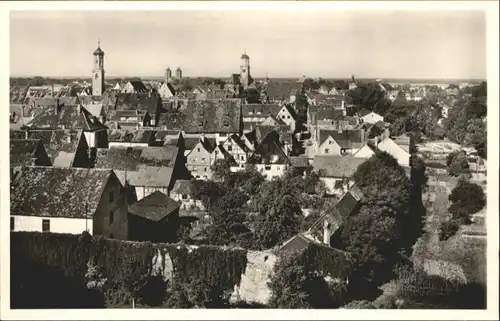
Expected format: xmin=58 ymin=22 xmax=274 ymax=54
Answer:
xmin=92 ymin=40 xmax=105 ymax=96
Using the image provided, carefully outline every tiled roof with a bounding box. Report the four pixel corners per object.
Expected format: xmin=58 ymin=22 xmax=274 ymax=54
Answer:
xmin=10 ymin=139 xmax=47 ymax=167
xmin=114 ymin=93 xmax=161 ymax=114
xmin=159 ymin=99 xmax=242 ymax=133
xmin=10 ymin=166 xmax=116 ymax=218
xmin=313 ymin=155 xmax=366 ymax=178
xmin=229 ymin=134 xmax=251 ymax=153
xmin=255 ymin=125 xmax=292 ymax=145
xmin=128 ymin=191 xmax=180 ymax=221
xmin=107 ymin=129 xmax=155 ymax=144
xmin=22 ymin=97 xmax=59 ymax=118
xmin=318 ymin=129 xmax=365 ymax=149
xmin=309 ymin=106 xmax=345 ymax=123
xmin=11 ymin=130 xmax=86 ymax=167
xmin=139 ymin=146 xmax=179 ymax=167
xmin=248 ymin=133 xmax=291 ymax=165
xmin=95 ymin=147 xmax=144 ymax=171
xmin=114 ymin=165 xmax=173 ymax=187
xmin=27 ymin=104 xmax=107 ymax=131
xmin=308 ymin=185 xmax=363 ymax=237
xmin=265 ymin=81 xmax=302 ymax=100
xmin=242 ymin=104 xmax=282 ymax=118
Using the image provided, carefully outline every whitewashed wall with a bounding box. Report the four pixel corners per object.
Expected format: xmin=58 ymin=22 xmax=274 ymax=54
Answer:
xmin=11 ymin=215 xmax=93 ymax=235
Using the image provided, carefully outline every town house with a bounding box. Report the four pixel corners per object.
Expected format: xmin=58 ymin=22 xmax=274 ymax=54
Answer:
xmin=186 ymin=137 xmax=217 ymax=180
xmin=313 ymin=128 xmax=366 ymax=157
xmin=121 ymin=80 xmax=149 ymax=94
xmin=222 ymin=134 xmax=251 ymax=170
xmin=248 ymin=132 xmax=291 ymax=180
xmin=10 ymin=166 xmax=129 ymax=239
xmin=157 ymin=82 xmax=176 ymax=100
xmin=313 ymin=155 xmax=366 ymax=195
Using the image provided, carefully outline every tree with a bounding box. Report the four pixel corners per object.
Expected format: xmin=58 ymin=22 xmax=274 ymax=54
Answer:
xmin=337 ymin=152 xmax=412 ymax=286
xmin=448 ymin=180 xmax=486 ymax=223
xmin=465 ymin=118 xmax=487 ymax=159
xmin=446 ymin=151 xmax=470 ymax=177
xmin=268 ymin=252 xmax=333 ymax=308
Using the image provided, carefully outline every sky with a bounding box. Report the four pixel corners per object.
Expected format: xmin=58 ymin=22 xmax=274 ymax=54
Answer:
xmin=10 ymin=10 xmax=486 ymax=79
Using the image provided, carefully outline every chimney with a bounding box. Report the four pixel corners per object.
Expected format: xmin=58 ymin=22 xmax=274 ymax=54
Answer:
xmin=77 ymin=105 xmax=81 ymax=114
xmin=30 ymin=157 xmax=37 ymax=167
xmin=66 ymin=135 xmax=72 ymax=144
xmin=323 ymin=220 xmax=331 ymax=246
xmin=52 ymin=84 xmax=54 ymax=97
xmin=25 ymin=131 xmax=29 ymax=140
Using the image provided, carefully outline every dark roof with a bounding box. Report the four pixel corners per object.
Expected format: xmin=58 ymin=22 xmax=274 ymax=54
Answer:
xmin=107 ymin=129 xmax=155 ymax=143
xmin=278 ymin=234 xmax=316 ymax=254
xmin=255 ymin=125 xmax=292 ymax=145
xmin=265 ymin=81 xmax=302 ymax=100
xmin=318 ymin=129 xmax=365 ymax=149
xmin=11 ymin=130 xmax=87 ymax=167
xmin=95 ymin=147 xmax=143 ymax=171
xmin=128 ymin=81 xmax=148 ymax=92
xmin=309 ymin=185 xmax=363 ymax=236
xmin=27 ymin=105 xmax=107 ymax=131
xmin=309 ymin=106 xmax=345 ymax=123
xmin=159 ymin=99 xmax=242 ymax=133
xmin=9 ymin=139 xmax=46 ymax=167
xmin=248 ymin=133 xmax=291 ymax=165
xmin=241 ymin=53 xmax=250 ymax=59
xmin=93 ymin=46 xmax=104 ymax=55
xmin=22 ymin=97 xmax=59 ymax=117
xmin=313 ymin=155 xmax=366 ymax=178
xmin=108 ymin=109 xmax=149 ymax=122
xmin=10 ymin=167 xmax=116 ymax=218
xmin=229 ymin=134 xmax=251 ymax=153
xmin=114 ymin=93 xmax=161 ymax=114
xmin=128 ymin=191 xmax=180 ymax=222
xmin=95 ymin=146 xmax=179 ymax=170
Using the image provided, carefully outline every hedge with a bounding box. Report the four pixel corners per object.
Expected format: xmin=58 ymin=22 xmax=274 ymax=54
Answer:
xmin=11 ymin=232 xmax=248 ymax=308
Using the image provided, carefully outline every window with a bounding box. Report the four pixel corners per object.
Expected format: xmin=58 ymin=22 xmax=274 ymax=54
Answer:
xmin=219 ymin=133 xmax=227 ymax=137
xmin=287 ymin=115 xmax=290 ymax=119
xmin=10 ymin=217 xmax=14 ymax=231
xmin=325 ymin=149 xmax=329 ymax=153
xmin=227 ymin=145 xmax=233 ymax=151
xmin=277 ymin=166 xmax=281 ymax=170
xmin=182 ymin=194 xmax=188 ymax=200
xmin=223 ymin=120 xmax=230 ymax=127
xmin=265 ymin=165 xmax=271 ymax=171
xmin=109 ymin=210 xmax=114 ymax=225
xmin=201 ymin=157 xmax=206 ymax=163
xmin=329 ymin=140 xmax=332 ymax=145
xmin=109 ymin=234 xmax=114 ymax=239
xmin=109 ymin=191 xmax=114 ymax=203
xmin=197 ymin=148 xmax=200 ymax=152
xmin=240 ymin=156 xmax=245 ymax=160
xmin=204 ymin=168 xmax=207 ymax=172
xmin=42 ymin=219 xmax=50 ymax=232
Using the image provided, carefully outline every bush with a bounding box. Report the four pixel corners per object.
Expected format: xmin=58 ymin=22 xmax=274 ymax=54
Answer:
xmin=342 ymin=300 xmax=377 ymax=309
xmin=439 ymin=219 xmax=461 ymax=241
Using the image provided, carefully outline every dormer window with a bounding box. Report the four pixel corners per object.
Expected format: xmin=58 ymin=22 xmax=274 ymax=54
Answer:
xmin=198 ymin=120 xmax=203 ymax=127
xmin=199 ymin=109 xmax=205 ymax=116
xmin=224 ymin=109 xmax=230 ymax=116
xmin=223 ymin=120 xmax=230 ymax=127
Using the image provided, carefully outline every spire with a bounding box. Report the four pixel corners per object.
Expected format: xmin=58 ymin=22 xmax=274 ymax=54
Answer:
xmin=98 ymin=38 xmax=100 ymax=48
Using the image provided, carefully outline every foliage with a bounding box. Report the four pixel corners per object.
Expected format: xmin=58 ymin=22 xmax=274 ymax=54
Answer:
xmin=439 ymin=219 xmax=461 ymax=241
xmin=342 ymin=300 xmax=377 ymax=309
xmin=268 ymin=252 xmax=334 ymax=308
xmin=388 ymin=267 xmax=486 ymax=309
xmin=11 ymin=232 xmax=248 ymax=309
xmin=446 ymin=151 xmax=470 ymax=177
xmin=338 ymin=152 xmax=412 ymax=286
xmin=448 ymin=180 xmax=486 ymax=222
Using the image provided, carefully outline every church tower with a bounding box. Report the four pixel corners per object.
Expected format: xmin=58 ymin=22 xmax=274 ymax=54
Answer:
xmin=240 ymin=51 xmax=251 ymax=88
xmin=92 ymin=41 xmax=105 ymax=96
xmin=165 ymin=67 xmax=172 ymax=83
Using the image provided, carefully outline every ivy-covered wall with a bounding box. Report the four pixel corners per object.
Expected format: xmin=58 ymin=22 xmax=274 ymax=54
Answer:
xmin=10 ymin=232 xmax=351 ymax=308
